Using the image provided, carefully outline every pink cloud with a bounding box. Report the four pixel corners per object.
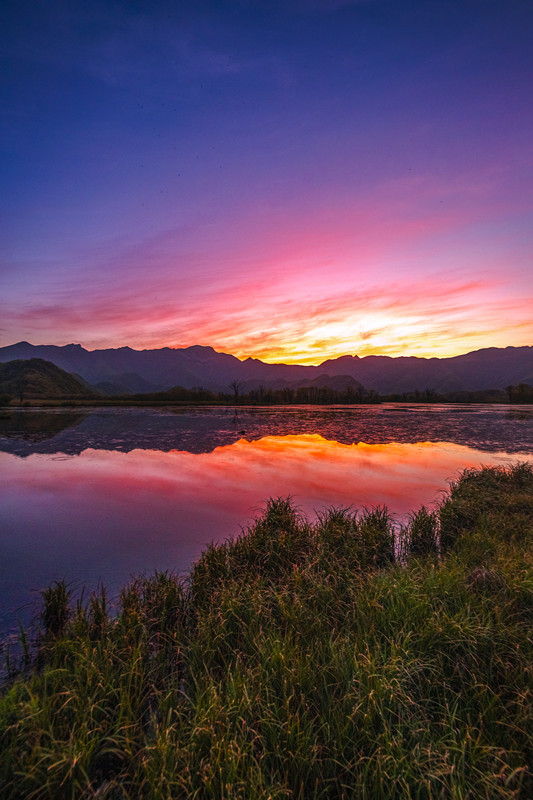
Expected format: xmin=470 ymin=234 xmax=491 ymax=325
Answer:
xmin=2 ymin=158 xmax=532 ymax=358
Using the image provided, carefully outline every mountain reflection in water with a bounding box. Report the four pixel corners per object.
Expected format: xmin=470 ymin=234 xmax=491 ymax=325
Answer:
xmin=1 ymin=403 xmax=532 ymax=456
xmin=1 ymin=405 xmax=532 ymax=630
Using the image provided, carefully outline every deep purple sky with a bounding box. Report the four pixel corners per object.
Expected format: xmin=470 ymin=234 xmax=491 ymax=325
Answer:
xmin=2 ymin=0 xmax=532 ymax=363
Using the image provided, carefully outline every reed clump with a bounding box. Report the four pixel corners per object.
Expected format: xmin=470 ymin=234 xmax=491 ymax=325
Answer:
xmin=1 ymin=463 xmax=532 ymax=799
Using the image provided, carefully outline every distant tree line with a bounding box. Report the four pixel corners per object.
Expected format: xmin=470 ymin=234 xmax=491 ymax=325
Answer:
xmin=506 ymin=383 xmax=533 ymax=403
xmin=383 ymin=384 xmax=533 ymax=404
xmin=3 ymin=377 xmax=532 ymax=407
xmin=237 ymin=384 xmax=379 ymax=405
xmin=130 ymin=384 xmax=380 ymax=405
xmin=128 ymin=383 xmax=533 ymax=405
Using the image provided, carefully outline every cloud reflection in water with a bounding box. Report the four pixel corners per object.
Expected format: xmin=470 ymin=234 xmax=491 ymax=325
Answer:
xmin=1 ymin=433 xmax=527 ymax=628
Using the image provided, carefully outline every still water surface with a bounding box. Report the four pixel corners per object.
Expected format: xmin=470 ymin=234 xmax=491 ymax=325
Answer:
xmin=1 ymin=404 xmax=532 ymax=629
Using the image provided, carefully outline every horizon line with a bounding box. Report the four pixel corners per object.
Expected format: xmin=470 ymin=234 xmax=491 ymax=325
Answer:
xmin=1 ymin=339 xmax=530 ymax=367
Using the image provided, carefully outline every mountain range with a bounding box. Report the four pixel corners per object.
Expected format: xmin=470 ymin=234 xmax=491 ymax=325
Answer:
xmin=0 ymin=341 xmax=531 ymax=396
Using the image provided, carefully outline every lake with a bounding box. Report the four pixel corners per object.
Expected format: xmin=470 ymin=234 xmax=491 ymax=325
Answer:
xmin=1 ymin=404 xmax=532 ymax=632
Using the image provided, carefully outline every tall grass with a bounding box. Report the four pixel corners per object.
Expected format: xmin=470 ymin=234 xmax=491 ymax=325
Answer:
xmin=1 ymin=463 xmax=532 ymax=798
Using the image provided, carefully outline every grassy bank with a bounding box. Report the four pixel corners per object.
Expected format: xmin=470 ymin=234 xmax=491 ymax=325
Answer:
xmin=1 ymin=464 xmax=532 ymax=799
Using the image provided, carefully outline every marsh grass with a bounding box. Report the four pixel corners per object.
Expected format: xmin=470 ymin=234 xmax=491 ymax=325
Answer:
xmin=1 ymin=464 xmax=532 ymax=798
xmin=405 ymin=506 xmax=439 ymax=559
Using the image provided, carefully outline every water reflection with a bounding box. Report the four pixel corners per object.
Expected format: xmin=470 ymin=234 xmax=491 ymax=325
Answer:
xmin=0 ymin=410 xmax=85 ymax=444
xmin=1 ymin=404 xmax=532 ymax=456
xmin=1 ymin=424 xmax=531 ymax=629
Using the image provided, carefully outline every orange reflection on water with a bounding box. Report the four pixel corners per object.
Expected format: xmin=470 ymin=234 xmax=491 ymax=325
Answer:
xmin=174 ymin=434 xmax=517 ymax=518
xmin=1 ymin=434 xmax=526 ymax=623
xmin=3 ymin=434 xmax=522 ymax=531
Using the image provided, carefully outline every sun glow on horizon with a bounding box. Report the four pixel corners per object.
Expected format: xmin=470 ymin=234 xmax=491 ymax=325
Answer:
xmin=218 ymin=323 xmax=533 ymax=366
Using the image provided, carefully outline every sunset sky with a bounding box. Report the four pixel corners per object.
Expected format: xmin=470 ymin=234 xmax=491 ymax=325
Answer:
xmin=1 ymin=0 xmax=532 ymax=364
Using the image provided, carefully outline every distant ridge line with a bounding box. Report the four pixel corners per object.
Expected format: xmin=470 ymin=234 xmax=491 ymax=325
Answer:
xmin=0 ymin=341 xmax=531 ymax=395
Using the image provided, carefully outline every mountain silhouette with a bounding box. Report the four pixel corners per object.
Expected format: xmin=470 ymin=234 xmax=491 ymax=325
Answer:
xmin=0 ymin=342 xmax=531 ymax=395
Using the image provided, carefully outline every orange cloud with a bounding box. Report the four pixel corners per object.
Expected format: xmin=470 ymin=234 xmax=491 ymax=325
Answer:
xmin=2 ymin=163 xmax=531 ymax=359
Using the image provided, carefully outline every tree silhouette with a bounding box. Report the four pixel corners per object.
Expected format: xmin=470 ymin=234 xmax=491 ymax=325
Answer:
xmin=228 ymin=380 xmax=242 ymax=403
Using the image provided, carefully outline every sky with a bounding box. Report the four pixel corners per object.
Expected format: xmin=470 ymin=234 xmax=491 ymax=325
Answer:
xmin=1 ymin=0 xmax=532 ymax=364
